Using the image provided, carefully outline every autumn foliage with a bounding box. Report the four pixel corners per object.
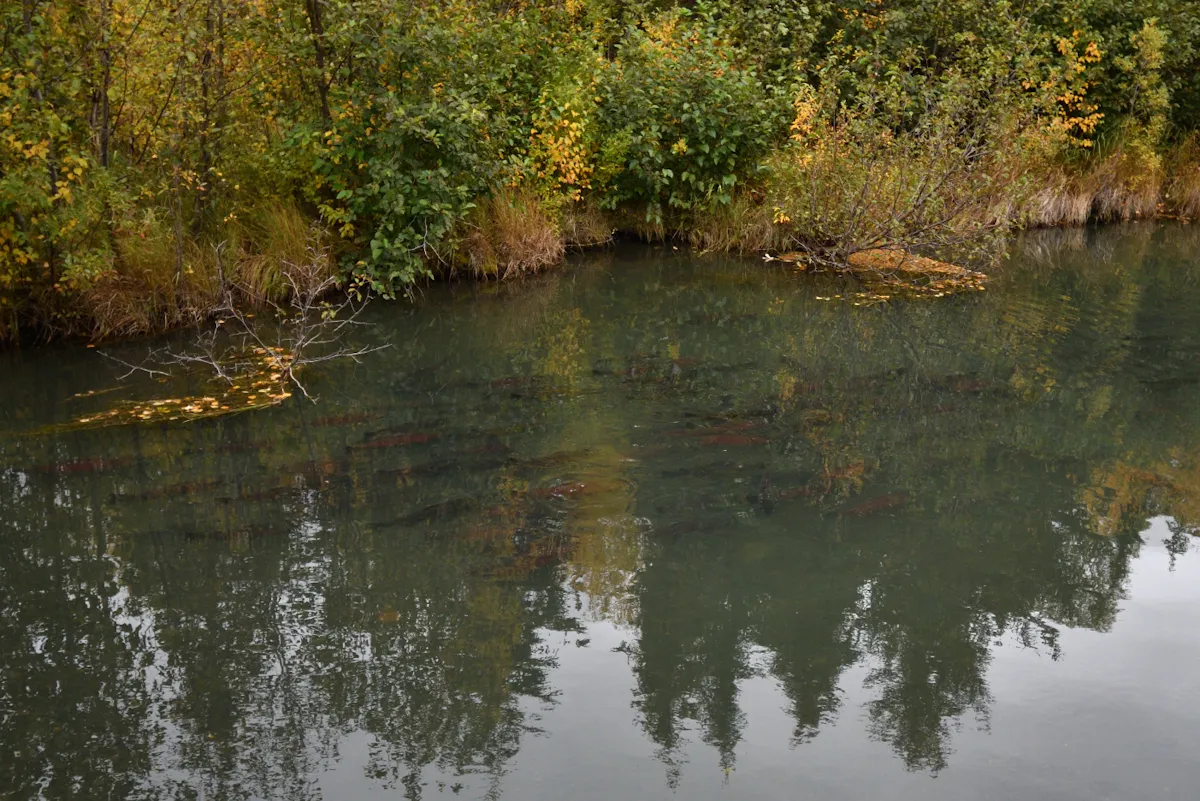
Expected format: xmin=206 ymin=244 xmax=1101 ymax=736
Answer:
xmin=2 ymin=0 xmax=1200 ymax=341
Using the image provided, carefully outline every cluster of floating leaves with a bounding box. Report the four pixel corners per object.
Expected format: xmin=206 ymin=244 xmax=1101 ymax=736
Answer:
xmin=844 ymin=271 xmax=988 ymax=306
xmin=71 ymin=347 xmax=295 ymax=429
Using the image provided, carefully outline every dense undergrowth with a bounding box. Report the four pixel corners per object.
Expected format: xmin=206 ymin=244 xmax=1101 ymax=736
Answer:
xmin=3 ymin=0 xmax=1200 ymax=342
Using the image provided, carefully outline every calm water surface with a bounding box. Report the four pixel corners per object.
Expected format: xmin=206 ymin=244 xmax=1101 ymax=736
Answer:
xmin=3 ymin=225 xmax=1200 ymax=800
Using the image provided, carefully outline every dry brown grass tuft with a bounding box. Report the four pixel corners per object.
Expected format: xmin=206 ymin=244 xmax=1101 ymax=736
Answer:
xmin=233 ymin=201 xmax=321 ymax=302
xmin=1091 ymin=153 xmax=1162 ymax=222
xmin=463 ymin=188 xmax=565 ymax=278
xmin=561 ymin=201 xmax=615 ymax=249
xmin=80 ymin=200 xmax=335 ymax=340
xmin=1164 ymin=135 xmax=1200 ymax=219
xmin=84 ymin=224 xmax=214 ymax=339
xmin=1024 ymin=178 xmax=1097 ymax=227
xmin=689 ymin=195 xmax=780 ymax=253
xmin=1023 ymin=145 xmax=1164 ymax=226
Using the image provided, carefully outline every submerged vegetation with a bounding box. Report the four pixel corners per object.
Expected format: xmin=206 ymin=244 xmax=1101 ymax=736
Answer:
xmin=3 ymin=0 xmax=1200 ymax=341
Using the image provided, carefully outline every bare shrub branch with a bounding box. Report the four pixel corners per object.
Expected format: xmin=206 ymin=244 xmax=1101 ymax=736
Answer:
xmin=100 ymin=230 xmax=388 ymax=403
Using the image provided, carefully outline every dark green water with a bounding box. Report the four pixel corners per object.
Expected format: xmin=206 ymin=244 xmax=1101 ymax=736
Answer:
xmin=3 ymin=224 xmax=1200 ymax=801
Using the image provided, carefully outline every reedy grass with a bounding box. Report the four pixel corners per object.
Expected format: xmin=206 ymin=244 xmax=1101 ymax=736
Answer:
xmin=80 ymin=200 xmax=335 ymax=341
xmin=461 ymin=188 xmax=566 ymax=279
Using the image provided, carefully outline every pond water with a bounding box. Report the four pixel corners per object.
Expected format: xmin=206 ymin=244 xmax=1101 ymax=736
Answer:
xmin=3 ymin=224 xmax=1200 ymax=801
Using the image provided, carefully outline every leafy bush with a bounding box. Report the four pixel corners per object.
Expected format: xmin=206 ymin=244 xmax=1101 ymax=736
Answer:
xmin=594 ymin=8 xmax=789 ymax=223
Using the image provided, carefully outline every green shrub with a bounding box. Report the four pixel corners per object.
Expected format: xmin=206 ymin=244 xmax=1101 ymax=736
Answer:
xmin=594 ymin=8 xmax=789 ymax=223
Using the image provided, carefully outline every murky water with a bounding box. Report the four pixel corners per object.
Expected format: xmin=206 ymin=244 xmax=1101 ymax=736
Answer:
xmin=3 ymin=224 xmax=1200 ymax=801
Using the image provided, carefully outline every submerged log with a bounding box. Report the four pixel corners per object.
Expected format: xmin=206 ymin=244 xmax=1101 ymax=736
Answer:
xmin=844 ymin=248 xmax=985 ymax=280
xmin=770 ymin=248 xmax=985 ymax=281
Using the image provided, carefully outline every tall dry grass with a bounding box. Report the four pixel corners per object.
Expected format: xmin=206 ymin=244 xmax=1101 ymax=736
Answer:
xmin=232 ymin=201 xmax=326 ymax=302
xmin=561 ymin=201 xmax=615 ymax=250
xmin=461 ymin=188 xmax=566 ymax=278
xmin=688 ymin=195 xmax=779 ymax=254
xmin=1023 ymin=146 xmax=1163 ymax=227
xmin=84 ymin=220 xmax=217 ymax=339
xmin=697 ymin=106 xmax=1030 ymax=267
xmin=1021 ymin=143 xmax=1200 ymax=226
xmin=1163 ymin=135 xmax=1200 ymax=219
xmin=81 ymin=201 xmax=334 ymax=340
xmin=692 ymin=128 xmax=1199 ymax=265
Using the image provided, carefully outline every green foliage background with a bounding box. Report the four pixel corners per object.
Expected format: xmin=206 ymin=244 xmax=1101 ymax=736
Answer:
xmin=2 ymin=0 xmax=1199 ymax=336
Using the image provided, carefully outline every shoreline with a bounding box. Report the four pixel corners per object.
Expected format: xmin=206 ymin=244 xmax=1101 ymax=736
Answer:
xmin=1 ymin=210 xmax=1192 ymax=352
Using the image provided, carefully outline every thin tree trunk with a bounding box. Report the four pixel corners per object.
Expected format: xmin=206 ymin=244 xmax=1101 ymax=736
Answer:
xmin=97 ymin=0 xmax=112 ymax=167
xmin=174 ymin=0 xmax=189 ymax=285
xmin=25 ymin=0 xmax=60 ymax=283
xmin=303 ymin=0 xmax=333 ymax=121
xmin=195 ymin=0 xmax=214 ymax=229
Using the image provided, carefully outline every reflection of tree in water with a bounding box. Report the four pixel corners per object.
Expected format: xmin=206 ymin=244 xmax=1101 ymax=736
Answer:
xmin=621 ymin=482 xmax=1152 ymax=775
xmin=1 ymin=226 xmax=1200 ymax=797
xmin=0 ymin=482 xmax=158 ymax=801
xmin=629 ymin=545 xmax=754 ymax=776
xmin=615 ymin=225 xmax=1200 ymax=776
xmin=863 ymin=639 xmax=991 ymax=774
xmin=0 ymin=452 xmax=577 ymax=801
xmin=313 ymin=517 xmax=572 ymax=798
xmin=119 ymin=513 xmax=325 ymax=801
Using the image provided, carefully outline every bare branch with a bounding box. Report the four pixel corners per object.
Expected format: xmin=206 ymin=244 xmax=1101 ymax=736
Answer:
xmin=98 ymin=226 xmax=388 ymax=403
xmin=98 ymin=348 xmax=175 ymax=380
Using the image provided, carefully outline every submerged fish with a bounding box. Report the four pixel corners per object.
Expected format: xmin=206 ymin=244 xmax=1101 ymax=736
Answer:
xmin=534 ymin=481 xmax=590 ymax=500
xmin=776 ymin=485 xmax=817 ymax=500
xmin=837 ymin=492 xmax=911 ymax=517
xmin=658 ymin=519 xmax=703 ymax=538
xmin=943 ymin=374 xmax=992 ymax=394
xmin=376 ymin=454 xmax=509 ymax=481
xmin=697 ymin=434 xmax=770 ymax=446
xmin=36 ymin=456 xmax=133 ymax=475
xmin=660 ymin=460 xmax=754 ymax=478
xmin=459 ymin=438 xmax=512 ymax=456
xmin=190 ymin=440 xmax=274 ymax=456
xmin=510 ymin=449 xmax=595 ymax=470
xmin=533 ymin=478 xmax=631 ymax=500
xmin=215 ymin=485 xmax=294 ymax=503
xmin=668 ymin=420 xmax=763 ymax=437
xmin=112 ymin=477 xmax=225 ymax=503
xmin=394 ymin=497 xmax=477 ymax=526
xmin=183 ymin=523 xmax=287 ymax=541
xmin=350 ymin=432 xmax=440 ymax=450
xmin=312 ymin=412 xmax=381 ymax=427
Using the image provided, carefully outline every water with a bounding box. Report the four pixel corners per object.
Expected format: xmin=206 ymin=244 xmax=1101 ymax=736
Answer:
xmin=3 ymin=224 xmax=1200 ymax=801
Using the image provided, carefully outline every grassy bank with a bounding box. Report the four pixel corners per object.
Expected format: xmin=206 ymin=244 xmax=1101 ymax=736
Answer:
xmin=3 ymin=1 xmax=1200 ymax=344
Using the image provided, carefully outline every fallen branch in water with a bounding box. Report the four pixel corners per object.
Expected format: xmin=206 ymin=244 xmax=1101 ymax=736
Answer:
xmin=843 ymin=248 xmax=986 ymax=281
xmin=95 ymin=233 xmax=388 ymax=416
xmin=766 ymin=247 xmax=989 ymax=305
